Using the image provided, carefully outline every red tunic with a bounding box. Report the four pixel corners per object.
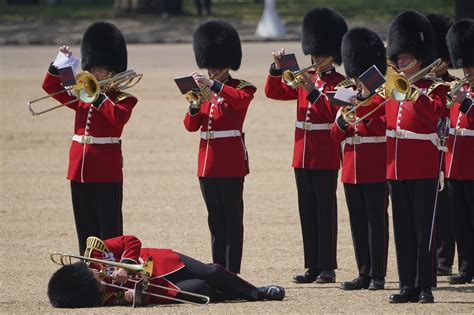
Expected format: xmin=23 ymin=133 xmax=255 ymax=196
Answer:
xmin=330 ymin=96 xmax=387 ymax=184
xmin=445 ymin=86 xmax=474 ymax=180
xmin=42 ymin=70 xmax=137 ymax=182
xmin=357 ymin=78 xmax=449 ymax=180
xmin=265 ymin=68 xmax=342 ymax=169
xmin=183 ymin=78 xmax=256 ymax=177
xmin=90 ymin=235 xmax=185 ymax=306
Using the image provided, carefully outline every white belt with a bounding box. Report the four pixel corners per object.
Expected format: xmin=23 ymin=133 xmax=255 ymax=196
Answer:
xmin=386 ymin=129 xmax=438 ymax=141
xmin=345 ymin=136 xmax=386 ymax=145
xmin=449 ymin=127 xmax=474 ymax=137
xmin=200 ymin=130 xmax=241 ymax=140
xmin=72 ymin=135 xmax=121 ymax=144
xmin=295 ymin=121 xmax=331 ymax=131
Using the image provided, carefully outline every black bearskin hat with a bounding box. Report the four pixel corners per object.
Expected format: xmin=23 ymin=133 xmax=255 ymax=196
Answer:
xmin=81 ymin=21 xmax=127 ymax=74
xmin=342 ymin=27 xmax=387 ymax=78
xmin=387 ymin=10 xmax=435 ymax=68
xmin=427 ymin=14 xmax=454 ymax=62
xmin=48 ymin=262 xmax=101 ymax=308
xmin=301 ymin=7 xmax=348 ymax=65
xmin=193 ymin=20 xmax=242 ymax=71
xmin=446 ymin=19 xmax=474 ymax=68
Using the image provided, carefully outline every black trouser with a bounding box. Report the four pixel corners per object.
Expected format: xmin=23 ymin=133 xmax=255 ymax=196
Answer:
xmin=343 ymin=182 xmax=389 ymax=279
xmin=165 ymin=254 xmax=258 ymax=302
xmin=199 ymin=177 xmax=244 ymax=273
xmin=448 ymin=179 xmax=474 ymax=275
xmin=195 ymin=0 xmax=211 ymax=15
xmin=388 ymin=179 xmax=437 ymax=289
xmin=294 ymin=168 xmax=338 ymax=270
xmin=70 ymin=181 xmax=123 ymax=254
xmin=435 ymin=187 xmax=455 ymax=269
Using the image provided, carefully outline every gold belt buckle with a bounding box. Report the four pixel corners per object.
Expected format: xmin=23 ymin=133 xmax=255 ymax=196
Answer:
xmin=396 ymin=130 xmax=406 ymax=139
xmin=352 ymin=135 xmax=361 ymax=144
xmin=302 ymin=122 xmax=311 ymax=130
xmin=207 ymin=131 xmax=215 ymax=139
xmin=82 ymin=135 xmax=92 ymax=144
xmin=455 ymin=128 xmax=462 ymax=136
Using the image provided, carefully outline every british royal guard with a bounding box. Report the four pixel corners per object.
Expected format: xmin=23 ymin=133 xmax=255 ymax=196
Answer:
xmin=183 ymin=20 xmax=256 ymax=274
xmin=265 ymin=7 xmax=348 ymax=284
xmin=445 ymin=18 xmax=474 ymax=285
xmin=427 ymin=13 xmax=457 ymax=277
xmin=331 ymin=27 xmax=389 ymax=291
xmin=357 ymin=11 xmax=450 ymax=303
xmin=47 ymin=235 xmax=285 ymax=307
xmin=41 ymin=22 xmax=138 ymax=254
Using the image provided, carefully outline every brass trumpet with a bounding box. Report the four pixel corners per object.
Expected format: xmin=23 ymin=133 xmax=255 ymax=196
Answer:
xmin=185 ymin=86 xmax=212 ymax=106
xmin=445 ymin=75 xmax=474 ymax=108
xmin=50 ymin=252 xmax=210 ymax=306
xmin=28 ymin=69 xmax=142 ymax=116
xmin=282 ymin=63 xmax=318 ymax=88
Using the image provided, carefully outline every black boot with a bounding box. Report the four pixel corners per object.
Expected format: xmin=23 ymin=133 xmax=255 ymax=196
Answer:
xmin=418 ymin=287 xmax=434 ymax=303
xmin=340 ymin=275 xmax=370 ymax=290
xmin=436 ymin=265 xmax=452 ymax=276
xmin=293 ymin=269 xmax=319 ymax=283
xmin=257 ymin=285 xmax=285 ymax=301
xmin=316 ymin=270 xmax=336 ymax=283
xmin=368 ymin=277 xmax=385 ymax=290
xmin=389 ymin=288 xmax=419 ymax=303
xmin=448 ymin=271 xmax=473 ymax=284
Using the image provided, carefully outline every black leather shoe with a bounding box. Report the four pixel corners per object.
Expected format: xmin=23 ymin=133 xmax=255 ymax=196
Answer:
xmin=437 ymin=265 xmax=452 ymax=276
xmin=293 ymin=269 xmax=320 ymax=283
xmin=389 ymin=289 xmax=419 ymax=303
xmin=340 ymin=275 xmax=370 ymax=290
xmin=418 ymin=288 xmax=434 ymax=303
xmin=257 ymin=285 xmax=285 ymax=301
xmin=368 ymin=278 xmax=385 ymax=290
xmin=316 ymin=270 xmax=336 ymax=283
xmin=448 ymin=271 xmax=473 ymax=284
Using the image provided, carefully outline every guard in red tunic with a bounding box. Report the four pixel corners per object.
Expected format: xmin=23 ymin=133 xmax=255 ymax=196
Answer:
xmin=427 ymin=13 xmax=458 ymax=277
xmin=331 ymin=27 xmax=389 ymax=291
xmin=357 ymin=11 xmax=450 ymax=303
xmin=47 ymin=235 xmax=285 ymax=307
xmin=265 ymin=7 xmax=348 ymax=284
xmin=183 ymin=20 xmax=256 ymax=274
xmin=41 ymin=22 xmax=138 ymax=254
xmin=445 ymin=19 xmax=474 ymax=285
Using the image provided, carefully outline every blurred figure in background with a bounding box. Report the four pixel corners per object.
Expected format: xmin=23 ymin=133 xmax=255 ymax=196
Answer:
xmin=195 ymin=0 xmax=212 ymax=16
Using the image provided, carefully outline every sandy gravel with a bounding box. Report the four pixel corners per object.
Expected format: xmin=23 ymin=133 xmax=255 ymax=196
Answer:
xmin=0 ymin=43 xmax=472 ymax=313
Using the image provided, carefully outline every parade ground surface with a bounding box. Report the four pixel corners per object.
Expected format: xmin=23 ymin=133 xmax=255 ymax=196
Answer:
xmin=1 ymin=43 xmax=472 ymax=313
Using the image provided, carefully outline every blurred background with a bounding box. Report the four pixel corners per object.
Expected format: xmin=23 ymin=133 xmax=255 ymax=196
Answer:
xmin=1 ymin=0 xmax=471 ymax=45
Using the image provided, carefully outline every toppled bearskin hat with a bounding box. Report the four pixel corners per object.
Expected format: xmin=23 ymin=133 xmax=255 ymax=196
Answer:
xmin=193 ymin=20 xmax=242 ymax=71
xmin=446 ymin=19 xmax=474 ymax=68
xmin=81 ymin=21 xmax=127 ymax=74
xmin=342 ymin=27 xmax=387 ymax=78
xmin=387 ymin=10 xmax=435 ymax=68
xmin=301 ymin=7 xmax=348 ymax=65
xmin=427 ymin=14 xmax=454 ymax=62
xmin=48 ymin=262 xmax=101 ymax=308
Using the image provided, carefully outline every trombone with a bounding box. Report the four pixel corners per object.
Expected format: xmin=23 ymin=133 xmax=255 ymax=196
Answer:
xmin=445 ymin=74 xmax=474 ymax=108
xmin=28 ymin=70 xmax=142 ymax=116
xmin=50 ymin=252 xmax=210 ymax=307
xmin=342 ymin=58 xmax=443 ymax=124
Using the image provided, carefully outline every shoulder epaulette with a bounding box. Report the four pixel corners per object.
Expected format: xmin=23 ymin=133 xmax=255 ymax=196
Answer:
xmin=236 ymin=79 xmax=256 ymax=90
xmin=424 ymin=77 xmax=449 ymax=95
